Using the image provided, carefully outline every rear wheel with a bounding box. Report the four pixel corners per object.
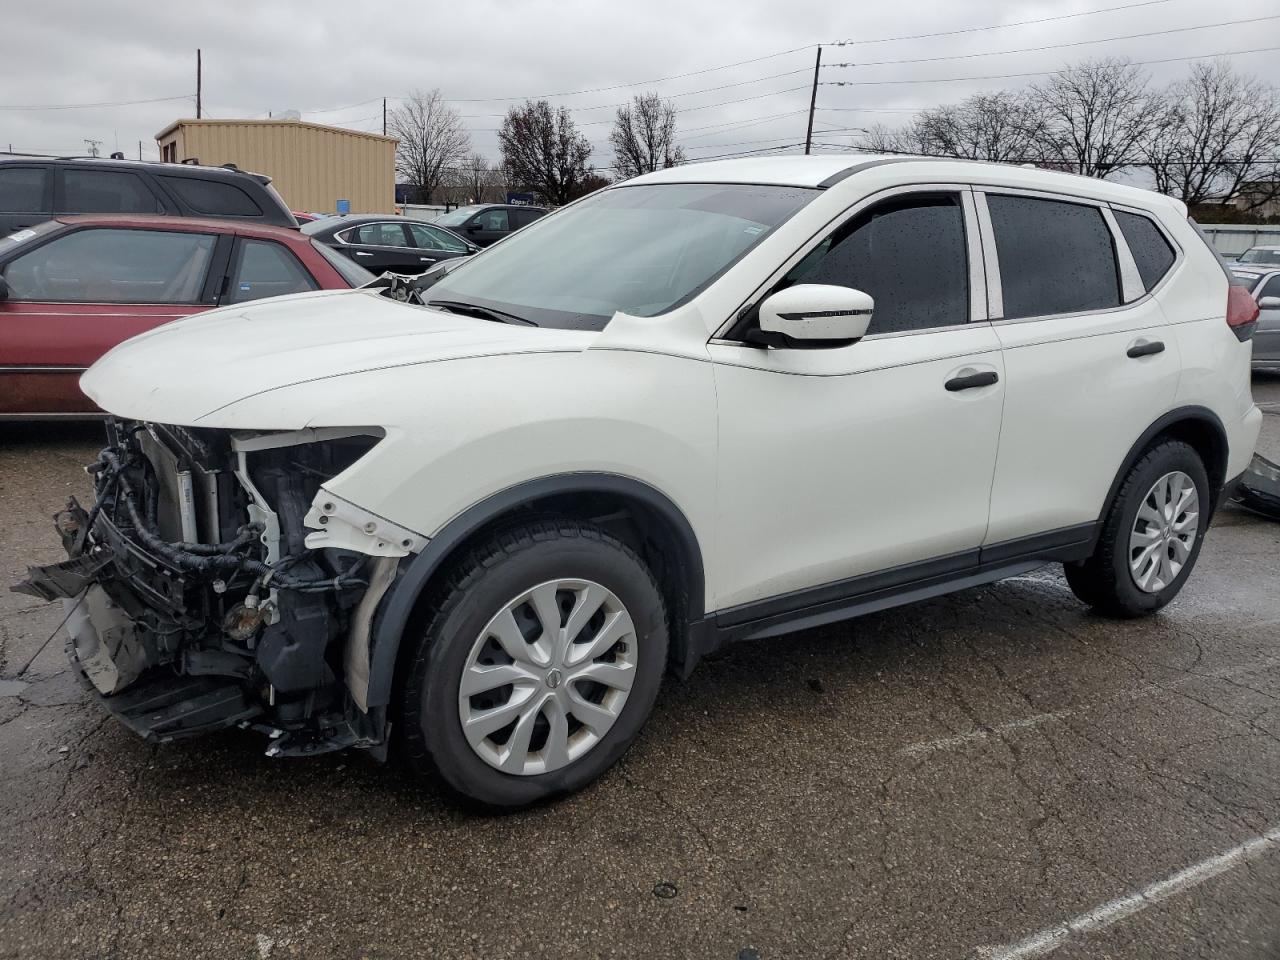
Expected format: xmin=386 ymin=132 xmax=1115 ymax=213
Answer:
xmin=398 ymin=520 xmax=667 ymax=808
xmin=1064 ymin=440 xmax=1210 ymax=617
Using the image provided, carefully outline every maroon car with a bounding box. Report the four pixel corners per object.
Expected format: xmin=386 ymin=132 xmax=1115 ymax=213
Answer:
xmin=0 ymin=215 xmax=373 ymax=417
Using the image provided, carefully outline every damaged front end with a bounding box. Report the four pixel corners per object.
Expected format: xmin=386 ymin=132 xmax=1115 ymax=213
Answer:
xmin=13 ymin=420 xmax=420 ymax=758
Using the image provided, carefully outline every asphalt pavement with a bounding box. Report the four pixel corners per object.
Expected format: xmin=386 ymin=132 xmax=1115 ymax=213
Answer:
xmin=1 ymin=377 xmax=1279 ymax=960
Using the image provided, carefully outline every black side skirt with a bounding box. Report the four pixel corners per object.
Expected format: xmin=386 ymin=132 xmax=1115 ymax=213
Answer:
xmin=676 ymin=521 xmax=1098 ymax=676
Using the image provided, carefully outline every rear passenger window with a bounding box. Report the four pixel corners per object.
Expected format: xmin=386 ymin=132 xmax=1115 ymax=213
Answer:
xmin=1114 ymin=210 xmax=1176 ymax=293
xmin=781 ymin=193 xmax=969 ymax=334
xmin=227 ymin=240 xmax=316 ymax=303
xmin=61 ymin=170 xmax=162 ymax=214
xmin=162 ymin=177 xmax=263 ymax=217
xmin=987 ymin=195 xmax=1119 ymax=320
xmin=0 ymin=167 xmax=49 ymax=213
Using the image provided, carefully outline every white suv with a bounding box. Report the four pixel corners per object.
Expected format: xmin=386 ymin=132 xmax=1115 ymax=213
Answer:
xmin=21 ymin=155 xmax=1263 ymax=808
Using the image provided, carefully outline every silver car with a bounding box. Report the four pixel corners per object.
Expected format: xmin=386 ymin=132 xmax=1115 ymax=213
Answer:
xmin=1230 ymin=265 xmax=1280 ymax=371
xmin=1237 ymin=245 xmax=1280 ymax=266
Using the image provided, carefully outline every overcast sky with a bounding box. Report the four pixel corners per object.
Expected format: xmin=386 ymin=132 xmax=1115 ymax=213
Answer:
xmin=2 ymin=0 xmax=1277 ymax=170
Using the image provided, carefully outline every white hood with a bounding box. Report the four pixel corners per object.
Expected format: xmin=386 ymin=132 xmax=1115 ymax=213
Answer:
xmin=81 ymin=289 xmax=596 ymax=424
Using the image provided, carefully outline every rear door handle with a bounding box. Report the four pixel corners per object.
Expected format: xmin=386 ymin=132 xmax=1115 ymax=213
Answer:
xmin=1127 ymin=339 xmax=1165 ymax=358
xmin=945 ymin=371 xmax=999 ymax=392
xmin=354 ymin=251 xmax=372 ymax=257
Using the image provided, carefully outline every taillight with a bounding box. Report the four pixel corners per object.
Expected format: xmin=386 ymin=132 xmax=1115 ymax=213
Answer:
xmin=1226 ymin=285 xmax=1259 ymax=342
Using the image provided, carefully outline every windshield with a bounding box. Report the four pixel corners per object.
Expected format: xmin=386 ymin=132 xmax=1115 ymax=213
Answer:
xmin=426 ymin=183 xmax=819 ymax=330
xmin=433 ymin=206 xmax=484 ymax=227
xmin=1239 ymin=247 xmax=1280 ymax=264
xmin=311 ymin=239 xmax=376 ymax=286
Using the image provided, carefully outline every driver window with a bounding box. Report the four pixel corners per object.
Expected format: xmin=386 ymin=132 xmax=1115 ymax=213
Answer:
xmin=781 ymin=193 xmax=969 ymax=335
xmin=477 ymin=209 xmax=509 ymax=231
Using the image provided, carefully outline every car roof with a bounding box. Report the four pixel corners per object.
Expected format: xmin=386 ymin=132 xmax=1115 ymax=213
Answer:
xmin=53 ymin=214 xmax=306 ymax=241
xmin=0 ymin=155 xmax=273 ymax=185
xmin=624 ymin=154 xmax=1186 ymax=211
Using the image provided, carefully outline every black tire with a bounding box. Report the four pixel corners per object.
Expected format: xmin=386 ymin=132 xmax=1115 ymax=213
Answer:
xmin=398 ymin=519 xmax=668 ymax=809
xmin=1064 ymin=439 xmax=1210 ymax=618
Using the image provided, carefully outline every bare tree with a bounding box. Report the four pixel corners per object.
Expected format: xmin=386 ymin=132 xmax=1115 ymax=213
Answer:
xmin=388 ymin=89 xmax=471 ymax=204
xmin=1029 ymin=58 xmax=1160 ymax=178
xmin=861 ymin=90 xmax=1049 ymax=162
xmin=499 ymin=100 xmax=593 ymax=205
xmin=916 ymin=91 xmax=1050 ymax=162
xmin=858 ymin=122 xmax=924 ymax=156
xmin=609 ymin=92 xmax=685 ymax=178
xmin=1142 ymin=61 xmax=1280 ymax=210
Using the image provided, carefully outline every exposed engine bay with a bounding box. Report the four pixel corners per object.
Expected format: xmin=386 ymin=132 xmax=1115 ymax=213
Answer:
xmin=13 ymin=420 xmax=418 ymax=758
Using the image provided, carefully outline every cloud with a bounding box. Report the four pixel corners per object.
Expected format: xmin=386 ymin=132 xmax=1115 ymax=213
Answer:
xmin=2 ymin=0 xmax=1276 ymax=171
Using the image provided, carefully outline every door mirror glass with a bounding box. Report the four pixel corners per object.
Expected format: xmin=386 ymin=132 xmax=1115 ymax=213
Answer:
xmin=758 ymin=284 xmax=873 ymax=343
xmin=1259 ymin=296 xmax=1280 ymax=310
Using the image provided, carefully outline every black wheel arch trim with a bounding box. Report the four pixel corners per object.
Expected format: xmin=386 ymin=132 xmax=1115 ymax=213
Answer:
xmin=1097 ymin=405 xmax=1229 ymax=531
xmin=364 ymin=472 xmax=706 ymax=709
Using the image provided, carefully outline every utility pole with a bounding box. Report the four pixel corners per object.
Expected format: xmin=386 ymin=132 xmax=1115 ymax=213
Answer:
xmin=382 ymin=97 xmax=387 ymax=136
xmin=138 ymin=140 xmax=142 ymax=160
xmin=196 ymin=49 xmax=202 ymax=119
xmin=83 ymin=139 xmax=101 ymax=158
xmin=804 ymin=46 xmax=822 ymax=155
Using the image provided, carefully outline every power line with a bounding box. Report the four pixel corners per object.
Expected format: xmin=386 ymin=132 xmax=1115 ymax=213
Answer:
xmin=825 ymin=15 xmax=1280 ymax=69
xmin=820 ymin=44 xmax=1280 ymax=87
xmin=827 ymin=0 xmax=1175 ymax=45
xmin=0 ymin=93 xmax=193 ymax=112
xmin=439 ymin=47 xmax=815 ymax=102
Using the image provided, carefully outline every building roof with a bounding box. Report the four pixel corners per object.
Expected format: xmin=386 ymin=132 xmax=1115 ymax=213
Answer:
xmin=155 ymin=117 xmax=397 ymax=145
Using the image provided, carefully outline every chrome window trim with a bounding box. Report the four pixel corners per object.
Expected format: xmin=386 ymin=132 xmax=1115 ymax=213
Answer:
xmin=713 ymin=181 xmax=984 ymax=341
xmin=1099 ymin=206 xmax=1144 ymax=303
xmin=971 ymin=191 xmax=1003 ymax=320
xmin=337 ymin=222 xmax=412 ymax=250
xmin=959 ymin=188 xmax=989 ymax=321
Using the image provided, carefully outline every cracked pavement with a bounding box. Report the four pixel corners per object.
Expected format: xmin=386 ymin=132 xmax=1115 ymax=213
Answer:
xmin=2 ymin=376 xmax=1279 ymax=960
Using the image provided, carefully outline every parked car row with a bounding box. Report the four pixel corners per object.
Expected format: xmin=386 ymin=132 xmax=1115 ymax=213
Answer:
xmin=0 ymin=215 xmax=373 ymax=416
xmin=0 ymin=157 xmax=559 ymax=416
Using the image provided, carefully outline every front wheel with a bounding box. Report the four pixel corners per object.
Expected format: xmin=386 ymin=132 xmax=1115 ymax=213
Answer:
xmin=398 ymin=520 xmax=668 ymax=808
xmin=1064 ymin=439 xmax=1210 ymax=617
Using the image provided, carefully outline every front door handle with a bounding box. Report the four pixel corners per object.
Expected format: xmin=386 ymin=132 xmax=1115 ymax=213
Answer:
xmin=945 ymin=370 xmax=999 ymax=392
xmin=1127 ymin=339 xmax=1165 ymax=358
xmin=354 ymin=251 xmax=373 ymax=257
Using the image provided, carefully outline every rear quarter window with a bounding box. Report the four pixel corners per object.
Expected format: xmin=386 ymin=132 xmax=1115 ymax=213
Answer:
xmin=1114 ymin=210 xmax=1176 ymax=293
xmin=161 ymin=176 xmax=263 ymax=217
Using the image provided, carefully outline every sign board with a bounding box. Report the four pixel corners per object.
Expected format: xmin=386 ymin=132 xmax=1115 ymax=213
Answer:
xmin=506 ymin=192 xmax=536 ymax=206
xmin=335 ymin=199 xmax=351 ymax=215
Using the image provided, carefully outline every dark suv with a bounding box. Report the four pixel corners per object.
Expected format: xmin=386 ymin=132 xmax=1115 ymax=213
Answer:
xmin=431 ymin=203 xmax=547 ymax=247
xmin=0 ymin=158 xmax=297 ymax=234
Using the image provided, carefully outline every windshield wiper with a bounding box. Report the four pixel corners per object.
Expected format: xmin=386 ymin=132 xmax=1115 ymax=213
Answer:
xmin=427 ymin=299 xmax=535 ymax=326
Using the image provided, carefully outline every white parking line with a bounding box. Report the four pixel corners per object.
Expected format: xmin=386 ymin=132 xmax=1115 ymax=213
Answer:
xmin=975 ymin=825 xmax=1280 ymax=959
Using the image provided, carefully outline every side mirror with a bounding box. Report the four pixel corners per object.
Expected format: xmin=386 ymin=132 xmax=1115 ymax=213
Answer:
xmin=1259 ymin=296 xmax=1280 ymax=310
xmin=757 ymin=284 xmax=873 ymax=345
xmin=465 ymin=222 xmax=481 ymax=233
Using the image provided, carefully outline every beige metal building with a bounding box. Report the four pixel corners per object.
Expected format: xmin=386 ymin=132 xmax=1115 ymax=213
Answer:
xmin=155 ymin=118 xmax=397 ymax=214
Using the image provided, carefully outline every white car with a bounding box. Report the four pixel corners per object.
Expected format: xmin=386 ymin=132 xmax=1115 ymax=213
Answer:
xmin=20 ymin=155 xmax=1263 ymax=808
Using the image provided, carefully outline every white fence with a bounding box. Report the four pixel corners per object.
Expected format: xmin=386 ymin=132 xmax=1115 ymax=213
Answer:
xmin=400 ymin=203 xmax=449 ymax=221
xmin=1198 ymin=224 xmax=1280 ymax=258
